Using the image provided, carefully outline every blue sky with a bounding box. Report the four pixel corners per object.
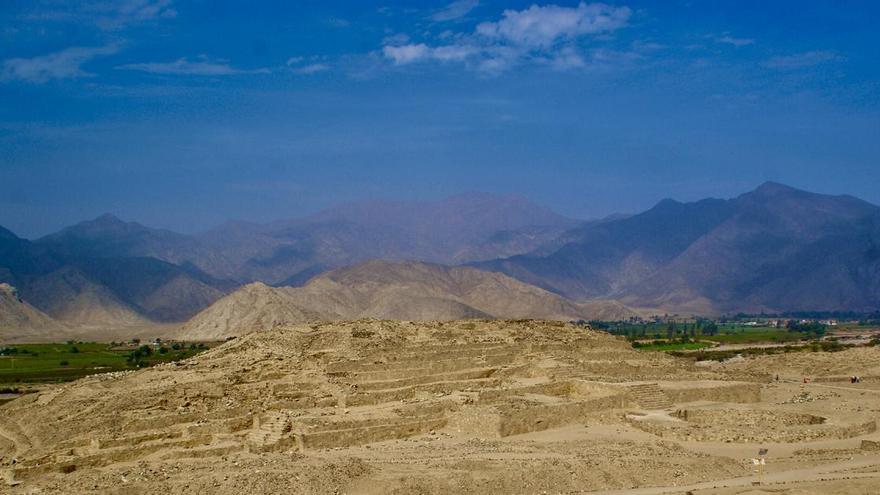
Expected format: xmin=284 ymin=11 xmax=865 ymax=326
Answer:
xmin=1 ymin=1 xmax=878 ymax=238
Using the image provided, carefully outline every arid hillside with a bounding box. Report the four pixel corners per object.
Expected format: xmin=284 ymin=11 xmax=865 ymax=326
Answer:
xmin=0 ymin=283 xmax=68 ymax=341
xmin=179 ymin=260 xmax=635 ymax=340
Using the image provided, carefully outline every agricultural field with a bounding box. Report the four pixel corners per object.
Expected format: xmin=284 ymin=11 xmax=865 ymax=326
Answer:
xmin=0 ymin=341 xmax=214 ymax=385
xmin=592 ymin=319 xmax=831 ymax=349
xmin=631 ymin=340 xmax=712 ymax=351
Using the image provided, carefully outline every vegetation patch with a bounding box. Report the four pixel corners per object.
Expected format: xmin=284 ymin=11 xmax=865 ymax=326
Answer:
xmin=0 ymin=341 xmax=213 ymax=384
xmin=668 ymin=340 xmax=856 ymax=362
xmin=631 ymin=340 xmax=712 ymax=351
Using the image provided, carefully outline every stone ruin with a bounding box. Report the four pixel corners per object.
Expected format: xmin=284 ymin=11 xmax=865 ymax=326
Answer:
xmin=0 ymin=320 xmax=768 ymax=481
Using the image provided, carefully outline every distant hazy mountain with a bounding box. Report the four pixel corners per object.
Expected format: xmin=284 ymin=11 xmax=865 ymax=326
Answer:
xmin=38 ymin=214 xmax=232 ymax=278
xmin=34 ymin=194 xmax=577 ymax=287
xmin=197 ymin=192 xmax=579 ymax=284
xmin=476 ymin=182 xmax=880 ymax=314
xmin=2 ymin=192 xmax=577 ymax=330
xmin=9 ymin=183 xmax=878 ymax=329
xmin=0 ymin=227 xmax=233 ymax=326
xmin=179 ymin=260 xmax=635 ymax=340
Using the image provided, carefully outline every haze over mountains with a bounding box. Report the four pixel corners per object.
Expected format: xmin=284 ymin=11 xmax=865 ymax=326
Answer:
xmin=1 ymin=182 xmax=879 ymax=338
xmin=477 ymin=182 xmax=880 ymax=314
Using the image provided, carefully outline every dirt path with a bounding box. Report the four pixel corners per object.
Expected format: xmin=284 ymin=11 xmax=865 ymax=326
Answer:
xmin=804 ymin=381 xmax=880 ymax=394
xmin=588 ymin=454 xmax=880 ymax=494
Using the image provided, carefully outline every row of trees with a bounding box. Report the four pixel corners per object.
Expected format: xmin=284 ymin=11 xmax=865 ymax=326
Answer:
xmin=589 ymin=319 xmax=827 ymax=340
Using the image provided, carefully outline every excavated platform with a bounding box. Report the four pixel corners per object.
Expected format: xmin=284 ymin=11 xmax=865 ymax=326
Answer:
xmin=2 ymin=320 xmax=879 ymax=494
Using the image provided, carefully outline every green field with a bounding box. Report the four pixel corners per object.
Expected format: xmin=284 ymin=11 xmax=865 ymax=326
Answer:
xmin=0 ymin=342 xmax=211 ymax=384
xmin=632 ymin=341 xmax=713 ymax=351
xmin=593 ymin=320 xmax=820 ymax=346
xmin=698 ymin=328 xmax=805 ymax=344
xmin=669 ymin=339 xmax=855 ymax=361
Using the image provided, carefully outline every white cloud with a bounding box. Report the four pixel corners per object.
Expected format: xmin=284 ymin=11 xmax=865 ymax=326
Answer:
xmin=118 ymin=57 xmax=270 ymax=75
xmin=1 ymin=45 xmax=119 ymax=83
xmin=292 ymin=63 xmax=330 ymax=74
xmin=383 ymin=2 xmax=631 ymax=72
xmin=475 ymin=2 xmax=630 ymax=48
xmin=431 ymin=0 xmax=480 ymax=22
xmin=548 ymin=46 xmax=585 ymax=70
xmin=716 ymin=35 xmax=754 ymax=47
xmin=383 ymin=43 xmax=479 ymax=65
xmin=432 ymin=44 xmax=479 ymax=62
xmin=763 ymin=50 xmax=839 ymax=69
xmin=383 ymin=44 xmax=432 ymax=64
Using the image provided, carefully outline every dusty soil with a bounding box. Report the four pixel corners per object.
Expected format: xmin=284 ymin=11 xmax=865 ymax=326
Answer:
xmin=1 ymin=320 xmax=878 ymax=494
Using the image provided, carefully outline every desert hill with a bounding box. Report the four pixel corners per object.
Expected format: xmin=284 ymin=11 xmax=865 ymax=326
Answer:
xmin=477 ymin=182 xmax=880 ymax=313
xmin=0 ymin=283 xmax=68 ymax=341
xmin=22 ymin=267 xmax=150 ymax=327
xmin=179 ymin=260 xmax=634 ymax=340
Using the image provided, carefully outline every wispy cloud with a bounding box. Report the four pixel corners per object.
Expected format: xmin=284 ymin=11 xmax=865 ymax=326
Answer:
xmin=1 ymin=45 xmax=120 ymax=83
xmin=25 ymin=0 xmax=177 ymax=30
xmin=431 ymin=0 xmax=480 ymax=22
xmin=715 ymin=34 xmax=754 ymax=47
xmin=762 ymin=50 xmax=840 ymax=69
xmin=292 ymin=63 xmax=330 ymax=75
xmin=118 ymin=57 xmax=270 ymax=75
xmin=383 ymin=2 xmax=632 ymax=73
xmin=286 ymin=57 xmax=331 ymax=75
xmin=383 ymin=43 xmax=478 ymax=65
xmin=326 ymin=17 xmax=351 ymax=28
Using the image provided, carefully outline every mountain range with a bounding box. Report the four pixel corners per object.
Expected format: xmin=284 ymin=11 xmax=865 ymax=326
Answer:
xmin=0 ymin=224 xmax=234 ymax=326
xmin=476 ymin=182 xmax=880 ymax=313
xmin=179 ymin=260 xmax=634 ymax=340
xmin=1 ymin=182 xmax=879 ymax=339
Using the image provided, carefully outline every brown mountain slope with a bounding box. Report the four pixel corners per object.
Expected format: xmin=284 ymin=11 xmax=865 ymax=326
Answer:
xmin=0 ymin=283 xmax=69 ymax=342
xmin=22 ymin=266 xmax=151 ymax=327
xmin=179 ymin=260 xmax=635 ymax=340
xmin=137 ymin=273 xmax=227 ymax=322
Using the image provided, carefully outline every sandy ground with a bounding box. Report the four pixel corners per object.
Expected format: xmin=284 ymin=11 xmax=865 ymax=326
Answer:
xmin=1 ymin=320 xmax=878 ymax=494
